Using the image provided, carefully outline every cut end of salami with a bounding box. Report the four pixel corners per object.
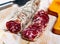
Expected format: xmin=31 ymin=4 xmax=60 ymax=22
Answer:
xmin=21 ymin=10 xmax=49 ymax=41
xmin=6 ymin=19 xmax=21 ymax=34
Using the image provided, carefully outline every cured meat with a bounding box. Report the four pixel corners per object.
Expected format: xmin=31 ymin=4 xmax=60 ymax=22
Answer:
xmin=21 ymin=10 xmax=49 ymax=41
xmin=6 ymin=0 xmax=40 ymax=33
xmin=6 ymin=20 xmax=21 ymax=34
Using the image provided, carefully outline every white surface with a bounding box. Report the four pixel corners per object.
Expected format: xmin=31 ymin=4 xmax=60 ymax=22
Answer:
xmin=39 ymin=0 xmax=53 ymax=11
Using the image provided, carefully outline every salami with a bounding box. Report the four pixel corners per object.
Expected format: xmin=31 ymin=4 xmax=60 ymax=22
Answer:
xmin=21 ymin=10 xmax=49 ymax=41
xmin=6 ymin=0 xmax=40 ymax=34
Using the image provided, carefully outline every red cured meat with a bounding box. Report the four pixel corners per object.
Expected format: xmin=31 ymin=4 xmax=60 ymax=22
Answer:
xmin=21 ymin=10 xmax=49 ymax=41
xmin=6 ymin=20 xmax=21 ymax=34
